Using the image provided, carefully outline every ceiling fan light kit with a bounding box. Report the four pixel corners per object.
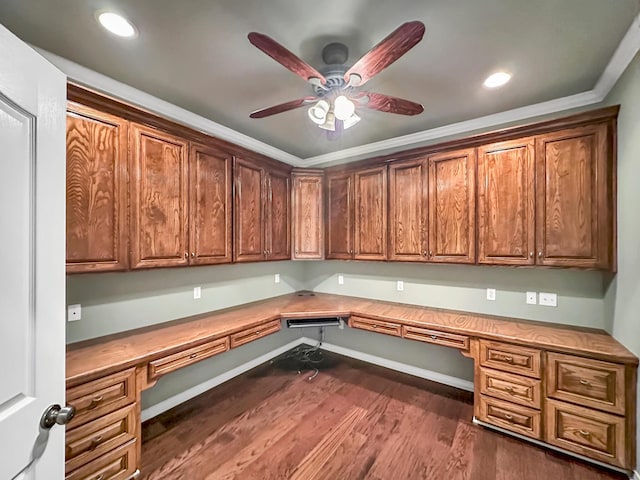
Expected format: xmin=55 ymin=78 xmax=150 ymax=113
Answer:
xmin=248 ymin=21 xmax=426 ymax=138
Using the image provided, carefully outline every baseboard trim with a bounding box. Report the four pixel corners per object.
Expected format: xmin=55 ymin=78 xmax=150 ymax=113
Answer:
xmin=307 ymin=338 xmax=474 ymax=392
xmin=140 ymin=337 xmax=307 ymax=421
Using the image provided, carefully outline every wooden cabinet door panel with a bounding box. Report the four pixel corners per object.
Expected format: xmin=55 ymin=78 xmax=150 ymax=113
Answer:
xmin=428 ymin=148 xmax=476 ymax=263
xmin=189 ymin=144 xmax=232 ymax=265
xmin=292 ymin=172 xmax=324 ymax=259
xmin=326 ymin=172 xmax=353 ymax=259
xmin=266 ymin=169 xmax=291 ymax=260
xmin=388 ymin=159 xmax=428 ymax=261
xmin=130 ymin=124 xmax=188 ymax=269
xmin=234 ymin=158 xmax=265 ymax=262
xmin=535 ymin=124 xmax=609 ymax=268
xmin=354 ymin=166 xmax=387 ymax=260
xmin=478 ymin=138 xmax=535 ymax=265
xmin=66 ymin=103 xmax=128 ymax=272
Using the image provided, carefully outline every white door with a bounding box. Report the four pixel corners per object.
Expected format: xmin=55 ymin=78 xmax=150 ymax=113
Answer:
xmin=0 ymin=24 xmax=67 ymax=480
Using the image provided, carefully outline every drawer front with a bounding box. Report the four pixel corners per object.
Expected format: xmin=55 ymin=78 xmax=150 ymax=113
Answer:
xmin=67 ymin=368 xmax=136 ymax=428
xmin=230 ymin=319 xmax=281 ymax=349
xmin=478 ymin=395 xmax=541 ymax=439
xmin=479 ymin=340 xmax=541 ymax=378
xmin=402 ymin=325 xmax=469 ymax=350
xmin=479 ymin=368 xmax=541 ymax=409
xmin=349 ymin=316 xmax=401 ymax=337
xmin=546 ymin=352 xmax=625 ymax=415
xmin=149 ymin=337 xmax=230 ymax=380
xmin=65 ymin=404 xmax=137 ymax=472
xmin=545 ymin=399 xmax=626 ymax=468
xmin=66 ymin=439 xmax=137 ymax=480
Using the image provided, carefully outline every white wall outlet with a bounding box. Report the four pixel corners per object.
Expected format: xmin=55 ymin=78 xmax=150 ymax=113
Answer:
xmin=193 ymin=287 xmax=201 ymax=299
xmin=526 ymin=291 xmax=537 ymax=305
xmin=396 ymin=280 xmax=404 ymax=291
xmin=67 ymin=304 xmax=81 ymax=322
xmin=338 ymin=274 xmax=344 ymax=285
xmin=486 ymin=288 xmax=496 ymax=301
xmin=539 ymin=292 xmax=558 ymax=307
xmin=274 ymin=273 xmax=280 ymax=284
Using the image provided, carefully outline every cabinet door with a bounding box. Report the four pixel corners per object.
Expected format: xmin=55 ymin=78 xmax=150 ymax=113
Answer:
xmin=535 ymin=124 xmax=610 ymax=268
xmin=354 ymin=166 xmax=387 ymax=260
xmin=266 ymin=168 xmax=291 ymax=260
xmin=326 ymin=172 xmax=354 ymax=259
xmin=478 ymin=138 xmax=535 ymax=265
xmin=234 ymin=157 xmax=265 ymax=262
xmin=292 ymin=172 xmax=324 ymax=260
xmin=188 ymin=143 xmax=232 ymax=265
xmin=130 ymin=124 xmax=188 ymax=269
xmin=428 ymin=148 xmax=476 ymax=263
xmin=66 ymin=103 xmax=128 ymax=272
xmin=388 ymin=158 xmax=428 ymax=261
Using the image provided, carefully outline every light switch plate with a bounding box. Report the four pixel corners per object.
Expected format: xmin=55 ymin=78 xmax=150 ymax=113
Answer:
xmin=67 ymin=304 xmax=81 ymax=322
xmin=338 ymin=275 xmax=344 ymax=285
xmin=539 ymin=292 xmax=557 ymax=307
xmin=486 ymin=288 xmax=496 ymax=301
xmin=193 ymin=287 xmax=201 ymax=299
xmin=397 ymin=280 xmax=404 ymax=291
xmin=526 ymin=291 xmax=537 ymax=305
xmin=274 ymin=273 xmax=280 ymax=284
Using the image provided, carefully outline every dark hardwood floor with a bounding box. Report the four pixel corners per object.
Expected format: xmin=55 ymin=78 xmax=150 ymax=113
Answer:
xmin=140 ymin=352 xmax=627 ymax=480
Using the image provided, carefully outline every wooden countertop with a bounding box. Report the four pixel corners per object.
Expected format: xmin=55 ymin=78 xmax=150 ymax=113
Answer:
xmin=66 ymin=292 xmax=638 ymax=386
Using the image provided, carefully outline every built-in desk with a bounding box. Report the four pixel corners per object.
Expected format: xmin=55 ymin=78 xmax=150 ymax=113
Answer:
xmin=65 ymin=292 xmax=638 ymax=478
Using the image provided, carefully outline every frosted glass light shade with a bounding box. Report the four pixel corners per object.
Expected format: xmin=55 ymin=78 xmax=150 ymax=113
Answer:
xmin=334 ymin=95 xmax=355 ymax=121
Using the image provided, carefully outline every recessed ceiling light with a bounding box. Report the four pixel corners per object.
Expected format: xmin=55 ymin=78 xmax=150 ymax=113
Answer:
xmin=483 ymin=72 xmax=511 ymax=89
xmin=97 ymin=12 xmax=137 ymax=38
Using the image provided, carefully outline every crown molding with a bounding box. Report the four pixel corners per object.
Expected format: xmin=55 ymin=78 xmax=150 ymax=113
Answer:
xmin=35 ymin=12 xmax=640 ymax=167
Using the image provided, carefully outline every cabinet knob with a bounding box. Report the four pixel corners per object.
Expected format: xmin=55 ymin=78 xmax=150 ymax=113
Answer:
xmin=538 ymin=251 xmax=543 ymax=259
xmin=191 ymin=252 xmax=195 ymax=258
xmin=529 ymin=251 xmax=534 ymax=258
xmin=430 ymin=335 xmax=438 ymax=340
xmin=429 ymin=251 xmax=433 ymax=257
xmin=184 ymin=252 xmax=188 ymax=259
xmin=422 ymin=251 xmax=428 ymax=257
xmin=190 ymin=353 xmax=198 ymax=359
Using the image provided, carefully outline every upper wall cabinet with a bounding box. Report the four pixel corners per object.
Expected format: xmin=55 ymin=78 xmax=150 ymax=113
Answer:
xmin=234 ymin=157 xmax=291 ymax=262
xmin=478 ymin=138 xmax=536 ymax=266
xmin=292 ymin=170 xmax=324 ymax=260
xmin=66 ymin=102 xmax=129 ymax=273
xmin=130 ymin=124 xmax=189 ymax=269
xmin=326 ymin=166 xmax=387 ymax=261
xmin=189 ymin=143 xmax=233 ymax=266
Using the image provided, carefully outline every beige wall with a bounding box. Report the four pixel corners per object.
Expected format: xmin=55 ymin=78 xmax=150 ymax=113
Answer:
xmin=603 ymin=51 xmax=640 ymax=472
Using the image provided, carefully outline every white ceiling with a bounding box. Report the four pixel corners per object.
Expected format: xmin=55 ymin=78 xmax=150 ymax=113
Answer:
xmin=0 ymin=0 xmax=638 ymax=162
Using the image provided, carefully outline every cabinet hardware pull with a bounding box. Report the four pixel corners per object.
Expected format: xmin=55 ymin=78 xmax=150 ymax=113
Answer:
xmin=504 ymin=414 xmax=513 ymax=421
xmin=189 ymin=353 xmax=198 ymax=359
xmin=429 ymin=251 xmax=433 ymax=256
xmin=184 ymin=252 xmax=188 ymax=258
xmin=529 ymin=251 xmax=534 ymax=258
xmin=88 ymin=395 xmax=104 ymax=409
xmin=255 ymin=331 xmax=261 ymax=335
xmin=503 ymin=356 xmax=514 ymax=363
xmin=94 ymin=475 xmax=104 ymax=480
xmin=504 ymin=386 xmax=514 ymax=394
xmin=90 ymin=435 xmax=103 ymax=450
xmin=538 ymin=251 xmax=543 ymax=258
xmin=430 ymin=335 xmax=438 ymax=340
xmin=578 ymin=429 xmax=590 ymax=437
xmin=372 ymin=325 xmax=377 ymax=328
xmin=579 ymin=379 xmax=590 ymax=386
xmin=422 ymin=251 xmax=428 ymax=257
xmin=191 ymin=252 xmax=195 ymax=257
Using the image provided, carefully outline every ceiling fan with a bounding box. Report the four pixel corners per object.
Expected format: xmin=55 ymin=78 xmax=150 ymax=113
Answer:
xmin=248 ymin=21 xmax=426 ymax=139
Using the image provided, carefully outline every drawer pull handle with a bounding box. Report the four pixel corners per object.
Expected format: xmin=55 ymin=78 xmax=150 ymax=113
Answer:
xmin=255 ymin=331 xmax=261 ymax=335
xmin=190 ymin=353 xmax=198 ymax=359
xmin=579 ymin=379 xmax=590 ymax=386
xmin=430 ymin=335 xmax=438 ymax=340
xmin=504 ymin=414 xmax=514 ymax=421
xmin=504 ymin=386 xmax=515 ymax=394
xmin=578 ymin=429 xmax=591 ymax=437
xmin=88 ymin=395 xmax=104 ymax=409
xmin=372 ymin=325 xmax=377 ymax=329
xmin=89 ymin=435 xmax=103 ymax=450
xmin=94 ymin=475 xmax=104 ymax=480
xmin=502 ymin=356 xmax=514 ymax=364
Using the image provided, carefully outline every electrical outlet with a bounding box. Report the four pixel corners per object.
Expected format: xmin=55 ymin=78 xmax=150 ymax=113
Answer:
xmin=526 ymin=291 xmax=537 ymax=305
xmin=338 ymin=275 xmax=344 ymax=285
xmin=274 ymin=273 xmax=280 ymax=284
xmin=396 ymin=280 xmax=404 ymax=291
xmin=67 ymin=304 xmax=81 ymax=322
xmin=539 ymin=292 xmax=557 ymax=307
xmin=193 ymin=287 xmax=201 ymax=299
xmin=486 ymin=288 xmax=496 ymax=301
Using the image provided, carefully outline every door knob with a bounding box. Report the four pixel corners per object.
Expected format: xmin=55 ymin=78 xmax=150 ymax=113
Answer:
xmin=40 ymin=404 xmax=76 ymax=429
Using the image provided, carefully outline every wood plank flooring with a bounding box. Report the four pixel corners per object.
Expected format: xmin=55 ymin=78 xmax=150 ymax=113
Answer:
xmin=140 ymin=352 xmax=627 ymax=480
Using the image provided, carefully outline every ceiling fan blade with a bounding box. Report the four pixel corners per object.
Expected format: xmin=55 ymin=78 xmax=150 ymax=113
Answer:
xmin=250 ymin=97 xmax=316 ymax=119
xmin=356 ymin=92 xmax=424 ymax=115
xmin=344 ymin=21 xmax=425 ymax=87
xmin=248 ymin=32 xmax=327 ymax=85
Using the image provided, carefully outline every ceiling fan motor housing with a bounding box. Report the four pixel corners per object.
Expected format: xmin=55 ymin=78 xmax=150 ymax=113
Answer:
xmin=321 ymin=42 xmax=349 ymax=65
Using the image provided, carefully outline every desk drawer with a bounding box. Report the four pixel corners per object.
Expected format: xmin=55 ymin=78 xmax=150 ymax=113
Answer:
xmin=67 ymin=368 xmax=136 ymax=428
xmin=402 ymin=325 xmax=469 ymax=350
xmin=545 ymin=399 xmax=626 ymax=468
xmin=350 ymin=316 xmax=401 ymax=337
xmin=480 ymin=368 xmax=541 ymax=409
xmin=65 ymin=404 xmax=136 ymax=473
xmin=478 ymin=395 xmax=541 ymax=439
xmin=546 ymin=352 xmax=625 ymax=415
xmin=66 ymin=439 xmax=136 ymax=480
xmin=479 ymin=340 xmax=541 ymax=378
xmin=149 ymin=337 xmax=230 ymax=380
xmin=230 ymin=320 xmax=281 ymax=348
